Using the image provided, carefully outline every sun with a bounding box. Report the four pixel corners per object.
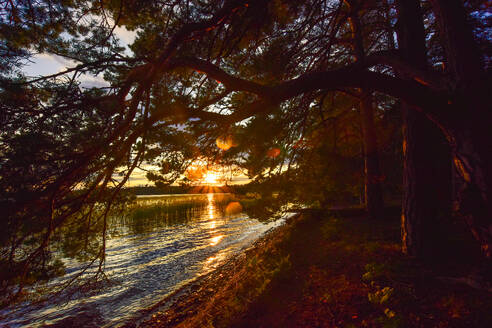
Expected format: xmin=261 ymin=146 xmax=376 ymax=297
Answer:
xmin=203 ymin=171 xmax=219 ymax=185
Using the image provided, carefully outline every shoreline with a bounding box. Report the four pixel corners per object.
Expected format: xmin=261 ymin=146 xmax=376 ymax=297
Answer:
xmin=123 ymin=208 xmax=492 ymax=328
xmin=122 ymin=212 xmax=302 ymax=328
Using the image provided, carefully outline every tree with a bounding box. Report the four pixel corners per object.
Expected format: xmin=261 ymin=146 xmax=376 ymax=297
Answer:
xmin=346 ymin=0 xmax=385 ymax=219
xmin=426 ymin=0 xmax=491 ymax=260
xmin=396 ymin=0 xmax=453 ymax=258
xmin=1 ymin=0 xmax=490 ymax=303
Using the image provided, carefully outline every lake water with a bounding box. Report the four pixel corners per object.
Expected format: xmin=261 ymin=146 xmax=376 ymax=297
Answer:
xmin=0 ymin=193 xmax=285 ymax=327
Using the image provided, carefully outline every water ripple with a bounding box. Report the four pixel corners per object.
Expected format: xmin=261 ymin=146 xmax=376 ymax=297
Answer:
xmin=0 ymin=194 xmax=282 ymax=327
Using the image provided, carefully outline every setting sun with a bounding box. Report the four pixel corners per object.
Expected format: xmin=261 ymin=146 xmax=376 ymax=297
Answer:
xmin=203 ymin=171 xmax=219 ymax=185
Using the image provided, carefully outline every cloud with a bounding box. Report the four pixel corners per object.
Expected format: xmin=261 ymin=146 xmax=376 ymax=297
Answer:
xmin=114 ymin=26 xmax=137 ymax=47
xmin=78 ymin=73 xmax=110 ymax=88
xmin=22 ymin=53 xmax=110 ymax=88
xmin=22 ymin=53 xmax=69 ymax=77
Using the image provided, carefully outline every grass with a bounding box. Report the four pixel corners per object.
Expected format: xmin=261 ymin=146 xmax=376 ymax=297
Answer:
xmin=108 ymin=194 xmax=236 ymax=235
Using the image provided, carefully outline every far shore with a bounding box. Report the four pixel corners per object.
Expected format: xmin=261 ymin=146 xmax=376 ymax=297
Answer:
xmin=136 ymin=192 xmax=231 ymax=198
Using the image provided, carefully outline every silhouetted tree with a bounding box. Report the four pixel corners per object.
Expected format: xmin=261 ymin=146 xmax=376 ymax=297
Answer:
xmin=1 ymin=0 xmax=490 ymax=303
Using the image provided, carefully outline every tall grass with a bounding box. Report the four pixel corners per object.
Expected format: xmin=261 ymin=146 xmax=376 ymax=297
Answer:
xmin=108 ymin=194 xmax=236 ymax=236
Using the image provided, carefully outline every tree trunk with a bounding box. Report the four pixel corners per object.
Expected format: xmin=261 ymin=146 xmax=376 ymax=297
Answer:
xmin=429 ymin=0 xmax=492 ymax=260
xmin=396 ymin=0 xmax=452 ymax=258
xmin=429 ymin=0 xmax=484 ymax=85
xmin=360 ymin=91 xmax=384 ymax=219
xmin=401 ymin=105 xmax=452 ymax=257
xmin=347 ymin=1 xmax=385 ymax=218
xmin=451 ymin=122 xmax=492 ymax=259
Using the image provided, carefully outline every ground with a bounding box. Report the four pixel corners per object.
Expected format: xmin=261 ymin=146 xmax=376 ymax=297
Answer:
xmin=128 ymin=209 xmax=492 ymax=328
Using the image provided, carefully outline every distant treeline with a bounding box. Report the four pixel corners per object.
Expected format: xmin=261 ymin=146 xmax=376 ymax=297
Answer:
xmin=126 ymin=185 xmax=188 ymax=195
xmin=125 ymin=184 xmax=253 ymax=195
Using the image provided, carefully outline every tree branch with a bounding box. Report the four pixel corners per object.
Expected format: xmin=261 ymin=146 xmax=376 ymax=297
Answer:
xmin=363 ymin=50 xmax=449 ymax=90
xmin=169 ymin=56 xmax=450 ymax=126
xmin=172 ymin=57 xmax=273 ymax=97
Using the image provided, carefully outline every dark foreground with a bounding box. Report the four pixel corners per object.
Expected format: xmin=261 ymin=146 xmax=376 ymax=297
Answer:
xmin=127 ymin=209 xmax=492 ymax=328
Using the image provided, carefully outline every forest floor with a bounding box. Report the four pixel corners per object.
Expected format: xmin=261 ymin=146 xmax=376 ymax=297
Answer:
xmin=127 ymin=208 xmax=492 ymax=328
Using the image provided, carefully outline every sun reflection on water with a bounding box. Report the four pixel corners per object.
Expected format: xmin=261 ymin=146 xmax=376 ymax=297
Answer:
xmin=207 ymin=193 xmax=215 ymax=220
xmin=209 ymin=235 xmax=223 ymax=246
xmin=206 ymin=194 xmax=224 ymax=246
xmin=1 ymin=193 xmax=284 ymax=328
xmin=203 ymin=250 xmax=228 ymax=272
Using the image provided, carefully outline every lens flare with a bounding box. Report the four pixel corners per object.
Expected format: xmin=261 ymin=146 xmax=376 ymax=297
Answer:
xmin=267 ymin=147 xmax=281 ymax=158
xmin=216 ymin=135 xmax=236 ymax=151
xmin=225 ymin=201 xmax=243 ymax=215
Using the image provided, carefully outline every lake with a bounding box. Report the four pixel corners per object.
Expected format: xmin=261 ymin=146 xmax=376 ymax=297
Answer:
xmin=0 ymin=193 xmax=285 ymax=327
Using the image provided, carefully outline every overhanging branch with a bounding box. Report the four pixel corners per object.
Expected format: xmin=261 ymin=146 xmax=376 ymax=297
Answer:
xmin=363 ymin=50 xmax=449 ymax=90
xmin=169 ymin=56 xmax=450 ymax=125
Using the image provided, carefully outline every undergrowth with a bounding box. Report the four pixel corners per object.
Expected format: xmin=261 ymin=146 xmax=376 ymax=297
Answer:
xmin=141 ymin=211 xmax=492 ymax=328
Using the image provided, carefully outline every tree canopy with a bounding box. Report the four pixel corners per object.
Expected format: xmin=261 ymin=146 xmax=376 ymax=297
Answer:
xmin=1 ymin=0 xmax=491 ymax=304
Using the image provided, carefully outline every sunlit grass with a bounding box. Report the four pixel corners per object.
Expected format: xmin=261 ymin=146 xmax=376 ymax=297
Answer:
xmin=108 ymin=194 xmax=238 ymax=236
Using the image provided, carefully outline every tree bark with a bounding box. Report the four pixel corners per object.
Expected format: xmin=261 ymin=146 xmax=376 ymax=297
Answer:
xmin=429 ymin=0 xmax=484 ymax=85
xmin=347 ymin=0 xmax=384 ymax=218
xmin=360 ymin=91 xmax=384 ymax=218
xmin=401 ymin=105 xmax=452 ymax=257
xmin=450 ymin=122 xmax=492 ymax=259
xmin=429 ymin=0 xmax=492 ymax=260
xmin=396 ymin=0 xmax=452 ymax=258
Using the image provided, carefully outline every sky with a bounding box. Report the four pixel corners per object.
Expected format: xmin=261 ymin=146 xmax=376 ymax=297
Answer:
xmin=22 ymin=27 xmax=249 ymax=187
xmin=124 ymin=167 xmax=250 ymax=187
xmin=22 ymin=25 xmax=136 ymax=86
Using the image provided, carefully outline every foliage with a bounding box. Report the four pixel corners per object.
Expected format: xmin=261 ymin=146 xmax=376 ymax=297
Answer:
xmin=0 ymin=0 xmax=490 ymax=306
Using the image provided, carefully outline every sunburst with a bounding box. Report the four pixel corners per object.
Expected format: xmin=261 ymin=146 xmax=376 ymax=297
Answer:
xmin=203 ymin=171 xmax=219 ymax=185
